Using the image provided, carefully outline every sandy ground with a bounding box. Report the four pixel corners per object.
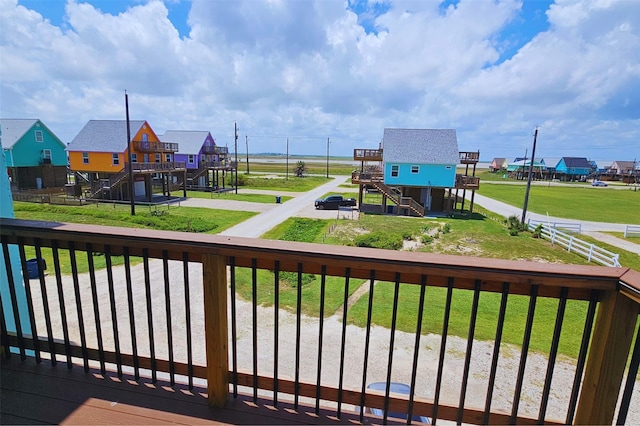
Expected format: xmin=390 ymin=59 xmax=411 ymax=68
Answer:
xmin=25 ymin=259 xmax=640 ymax=424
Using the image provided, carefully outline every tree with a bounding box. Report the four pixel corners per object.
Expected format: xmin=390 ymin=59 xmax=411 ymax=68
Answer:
xmin=294 ymin=161 xmax=306 ymax=178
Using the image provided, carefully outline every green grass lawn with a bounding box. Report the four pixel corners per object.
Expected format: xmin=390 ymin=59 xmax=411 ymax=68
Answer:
xmin=236 ymin=175 xmax=330 ymax=192
xmin=478 ymin=183 xmax=640 ymax=224
xmin=247 ymin=160 xmax=355 ymax=176
xmin=241 ymin=212 xmax=609 ymax=358
xmin=13 ymin=202 xmax=256 ymax=274
xmin=185 ymin=190 xmax=292 ymax=203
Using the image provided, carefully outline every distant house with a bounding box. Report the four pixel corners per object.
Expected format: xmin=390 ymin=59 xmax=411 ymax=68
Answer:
xmin=0 ymin=119 xmax=67 ymax=189
xmin=352 ymin=128 xmax=480 ymax=216
xmin=608 ymin=160 xmax=639 ymax=183
xmin=489 ymin=157 xmax=506 ymax=172
xmin=67 ymin=120 xmax=185 ymax=200
xmin=506 ymin=159 xmax=546 ymax=179
xmin=555 ymin=157 xmax=591 ymax=181
xmin=160 ymin=130 xmax=233 ymax=190
xmin=590 ymin=160 xmax=609 ymax=176
xmin=609 ymin=161 xmax=636 ymax=175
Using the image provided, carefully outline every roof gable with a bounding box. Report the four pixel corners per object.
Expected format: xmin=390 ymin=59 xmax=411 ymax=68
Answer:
xmin=160 ymin=130 xmax=213 ymax=154
xmin=1 ymin=118 xmax=66 ymax=150
xmin=67 ymin=120 xmax=147 ymax=152
xmin=383 ymin=129 xmax=459 ymax=164
xmin=1 ymin=119 xmax=39 ymax=148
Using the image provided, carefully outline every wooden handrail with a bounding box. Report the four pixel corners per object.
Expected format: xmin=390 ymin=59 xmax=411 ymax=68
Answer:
xmin=1 ymin=217 xmax=638 ymax=424
xmin=0 ymin=218 xmax=625 ymax=294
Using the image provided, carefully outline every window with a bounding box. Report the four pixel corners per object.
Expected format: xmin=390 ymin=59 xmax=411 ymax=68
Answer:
xmin=35 ymin=130 xmax=43 ymax=142
xmin=42 ymin=149 xmax=52 ymax=160
xmin=112 ymin=153 xmax=120 ymax=166
xmin=188 ymin=155 xmax=195 ymax=164
xmin=131 ymin=153 xmax=138 ymax=163
xmin=391 ymin=165 xmax=399 ymax=177
xmin=155 ymin=154 xmax=161 ymax=163
xmin=166 ymin=154 xmax=172 ymax=162
xmin=142 ymin=133 xmax=148 ymax=142
xmin=82 ymin=152 xmax=89 ymax=164
xmin=411 ymin=165 xmax=419 ymax=174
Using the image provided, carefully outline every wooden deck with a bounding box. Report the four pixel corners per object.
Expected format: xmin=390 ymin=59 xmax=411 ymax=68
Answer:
xmin=1 ymin=358 xmax=408 ymax=425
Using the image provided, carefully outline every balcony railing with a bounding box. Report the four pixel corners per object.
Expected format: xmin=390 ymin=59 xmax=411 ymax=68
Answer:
xmin=202 ymin=145 xmax=229 ymax=156
xmin=1 ymin=218 xmax=639 ymax=425
xmin=459 ymin=152 xmax=480 ymax=164
xmin=354 ymin=149 xmax=383 ymax=162
xmin=455 ymin=174 xmax=480 ymax=190
xmin=133 ymin=141 xmax=179 ymax=153
xmin=131 ymin=161 xmax=186 ymax=172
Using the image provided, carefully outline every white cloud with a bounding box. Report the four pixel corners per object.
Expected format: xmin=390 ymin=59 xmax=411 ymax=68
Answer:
xmin=1 ymin=0 xmax=639 ymax=160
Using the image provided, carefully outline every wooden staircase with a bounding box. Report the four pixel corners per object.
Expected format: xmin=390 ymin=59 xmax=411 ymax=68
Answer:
xmin=89 ymin=169 xmax=129 ymax=198
xmin=352 ymin=172 xmax=424 ymax=217
xmin=371 ymin=181 xmax=425 ymax=217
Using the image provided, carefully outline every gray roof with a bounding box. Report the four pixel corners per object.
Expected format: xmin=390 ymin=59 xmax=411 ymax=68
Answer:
xmin=1 ymin=119 xmax=39 ymax=148
xmin=382 ymin=129 xmax=459 ymax=164
xmin=160 ymin=130 xmax=211 ymax=155
xmin=67 ymin=120 xmax=146 ymax=152
xmin=542 ymin=158 xmax=560 ymax=168
xmin=560 ymin=157 xmax=591 ymax=168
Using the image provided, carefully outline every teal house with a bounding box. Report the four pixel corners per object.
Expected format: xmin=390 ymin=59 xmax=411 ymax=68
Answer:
xmin=1 ymin=119 xmax=68 ymax=189
xmin=555 ymin=157 xmax=591 ymax=180
xmin=382 ymin=128 xmax=460 ymax=212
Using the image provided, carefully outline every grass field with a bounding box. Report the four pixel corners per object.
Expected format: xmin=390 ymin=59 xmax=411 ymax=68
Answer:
xmin=251 ymin=212 xmax=610 ymax=358
xmin=236 ymin=174 xmax=330 ymax=192
xmin=13 ymin=201 xmax=256 ymax=275
xmin=479 ymin=183 xmax=640 ymax=224
xmin=244 ymin=159 xmax=356 ymax=176
xmin=185 ymin=190 xmax=292 ymax=203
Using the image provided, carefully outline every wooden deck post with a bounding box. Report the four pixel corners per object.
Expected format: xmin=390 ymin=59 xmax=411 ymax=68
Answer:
xmin=202 ymin=253 xmax=229 ymax=408
xmin=575 ymin=289 xmax=639 ymax=424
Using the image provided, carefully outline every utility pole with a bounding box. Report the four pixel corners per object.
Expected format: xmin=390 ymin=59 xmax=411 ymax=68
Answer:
xmin=286 ymin=138 xmax=289 ymax=180
xmin=234 ymin=122 xmax=238 ymax=194
xmin=245 ymin=135 xmax=249 ymax=174
xmin=326 ymin=137 xmax=330 ymax=178
xmin=125 ymin=90 xmax=135 ymax=216
xmin=521 ymin=127 xmax=538 ymax=224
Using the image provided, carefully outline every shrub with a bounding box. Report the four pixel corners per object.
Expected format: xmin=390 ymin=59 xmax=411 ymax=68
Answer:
xmin=280 ymin=271 xmax=315 ymax=287
xmin=354 ymin=232 xmax=403 ymax=250
xmin=442 ymin=223 xmax=451 ymax=234
xmin=505 ymin=215 xmax=527 ymax=235
xmin=532 ymin=224 xmax=543 ymax=238
xmin=402 ymin=230 xmax=414 ymax=240
xmin=421 ymin=235 xmax=434 ymax=244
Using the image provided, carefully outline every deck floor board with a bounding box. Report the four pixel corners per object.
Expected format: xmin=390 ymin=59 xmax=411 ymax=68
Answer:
xmin=1 ymin=357 xmax=396 ymax=425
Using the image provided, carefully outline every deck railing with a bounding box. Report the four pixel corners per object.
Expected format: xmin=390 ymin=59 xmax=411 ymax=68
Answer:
xmin=1 ymin=218 xmax=639 ymax=425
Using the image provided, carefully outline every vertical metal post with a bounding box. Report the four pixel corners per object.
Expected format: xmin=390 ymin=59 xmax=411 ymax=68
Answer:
xmin=326 ymin=137 xmax=330 ymax=178
xmin=234 ymin=122 xmax=238 ymax=194
xmin=521 ymin=128 xmax=538 ymax=224
xmin=286 ymin=138 xmax=289 ymax=180
xmin=125 ymin=91 xmax=135 ymax=216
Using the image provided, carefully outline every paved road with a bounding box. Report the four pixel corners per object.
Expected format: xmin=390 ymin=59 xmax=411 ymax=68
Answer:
xmin=219 ymin=175 xmax=351 ymax=237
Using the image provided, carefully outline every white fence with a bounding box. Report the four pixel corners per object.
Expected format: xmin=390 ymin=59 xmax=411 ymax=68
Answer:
xmin=528 ymin=223 xmax=621 ymax=267
xmin=624 ymin=225 xmax=640 ymax=238
xmin=528 ymin=219 xmax=582 ymax=234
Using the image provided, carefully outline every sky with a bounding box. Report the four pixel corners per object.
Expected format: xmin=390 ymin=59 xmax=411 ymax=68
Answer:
xmin=1 ymin=0 xmax=639 ymax=161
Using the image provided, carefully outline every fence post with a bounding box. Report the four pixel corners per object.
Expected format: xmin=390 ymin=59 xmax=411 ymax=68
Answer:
xmin=551 ymin=228 xmax=556 ymax=245
xmin=568 ymin=236 xmax=573 ymax=252
xmin=575 ymin=289 xmax=639 ymax=424
xmin=202 ymin=253 xmax=229 ymax=407
xmin=588 ymin=244 xmax=593 ymax=262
